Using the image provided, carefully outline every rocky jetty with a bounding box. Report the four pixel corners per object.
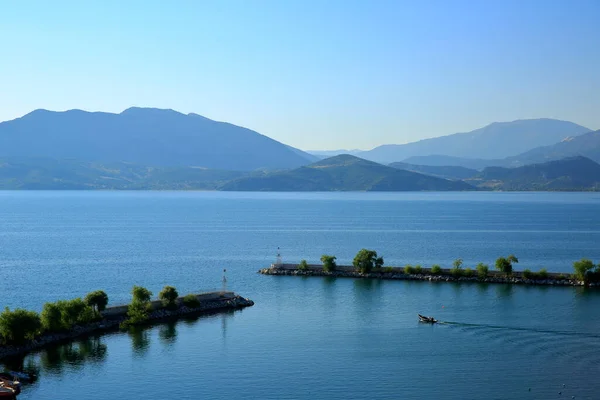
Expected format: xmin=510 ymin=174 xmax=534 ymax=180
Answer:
xmin=0 ymin=294 xmax=253 ymax=360
xmin=259 ymin=267 xmax=593 ymax=287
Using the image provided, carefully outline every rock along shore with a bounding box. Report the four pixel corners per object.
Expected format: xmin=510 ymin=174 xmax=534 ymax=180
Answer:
xmin=0 ymin=293 xmax=254 ymax=361
xmin=259 ymin=266 xmax=595 ymax=287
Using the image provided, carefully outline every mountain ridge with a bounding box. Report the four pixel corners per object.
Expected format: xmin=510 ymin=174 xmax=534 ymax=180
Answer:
xmin=357 ymin=118 xmax=592 ymax=164
xmin=221 ymin=154 xmax=475 ymax=191
xmin=0 ymin=108 xmax=315 ymax=171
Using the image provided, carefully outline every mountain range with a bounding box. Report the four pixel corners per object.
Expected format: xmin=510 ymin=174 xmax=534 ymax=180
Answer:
xmin=0 ymin=107 xmax=599 ymax=191
xmin=473 ymin=156 xmax=600 ymax=191
xmin=0 ymin=108 xmax=315 ymax=171
xmin=355 ymin=119 xmax=591 ymax=164
xmin=405 ymin=129 xmax=600 ymax=170
xmin=221 ymin=154 xmax=473 ymax=191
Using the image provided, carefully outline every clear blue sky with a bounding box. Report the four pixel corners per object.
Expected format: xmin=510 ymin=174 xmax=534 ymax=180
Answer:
xmin=1 ymin=0 xmax=599 ymax=150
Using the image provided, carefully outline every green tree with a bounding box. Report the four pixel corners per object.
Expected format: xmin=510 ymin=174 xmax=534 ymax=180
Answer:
xmin=84 ymin=290 xmax=109 ymax=312
xmin=573 ymin=258 xmax=596 ymax=282
xmin=476 ymin=263 xmax=489 ymax=279
xmin=41 ymin=302 xmax=63 ymax=332
xmin=352 ymin=249 xmax=384 ymax=274
xmin=496 ymin=255 xmax=518 ymax=276
xmin=430 ymin=265 xmax=442 ymax=275
xmin=298 ymin=259 xmax=309 ymax=271
xmin=320 ymin=255 xmax=337 ymax=272
xmin=122 ymin=286 xmax=154 ymax=329
xmin=0 ymin=308 xmax=42 ymax=344
xmin=159 ymin=286 xmax=179 ymax=309
xmin=450 ymin=258 xmax=463 ymax=277
xmin=132 ymin=286 xmax=153 ymax=304
xmin=57 ymin=298 xmax=92 ymax=329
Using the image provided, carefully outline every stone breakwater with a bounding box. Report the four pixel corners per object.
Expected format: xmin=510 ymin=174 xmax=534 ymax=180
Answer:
xmin=0 ymin=294 xmax=254 ymax=360
xmin=259 ymin=267 xmax=595 ymax=287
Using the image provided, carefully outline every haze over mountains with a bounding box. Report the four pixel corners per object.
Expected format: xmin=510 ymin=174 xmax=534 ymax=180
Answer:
xmin=406 ymin=129 xmax=600 ymax=170
xmin=0 ymin=107 xmax=598 ymax=191
xmin=355 ymin=119 xmax=591 ymax=164
xmin=0 ymin=108 xmax=315 ymax=171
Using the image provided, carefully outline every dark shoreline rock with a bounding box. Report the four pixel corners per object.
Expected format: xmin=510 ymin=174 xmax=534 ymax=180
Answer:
xmin=0 ymin=295 xmax=254 ymax=361
xmin=258 ymin=267 xmax=594 ymax=288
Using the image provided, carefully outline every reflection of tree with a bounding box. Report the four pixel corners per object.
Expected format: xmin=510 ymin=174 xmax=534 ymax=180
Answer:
xmin=158 ymin=322 xmax=178 ymax=345
xmin=495 ymin=284 xmax=515 ymax=298
xmin=129 ymin=327 xmax=150 ymax=356
xmin=38 ymin=336 xmax=108 ymax=375
xmin=2 ymin=355 xmax=40 ymax=379
xmin=476 ymin=282 xmax=490 ymax=294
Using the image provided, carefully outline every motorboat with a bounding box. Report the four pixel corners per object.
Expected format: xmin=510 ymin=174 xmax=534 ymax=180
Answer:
xmin=0 ymin=376 xmax=19 ymax=393
xmin=0 ymin=385 xmax=16 ymax=398
xmin=418 ymin=314 xmax=437 ymax=323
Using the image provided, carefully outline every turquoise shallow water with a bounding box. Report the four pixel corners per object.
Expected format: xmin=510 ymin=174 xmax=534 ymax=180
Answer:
xmin=1 ymin=191 xmax=600 ymax=399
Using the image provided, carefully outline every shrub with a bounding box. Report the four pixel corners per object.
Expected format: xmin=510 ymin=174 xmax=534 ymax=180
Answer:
xmin=522 ymin=269 xmax=533 ymax=279
xmin=122 ymin=286 xmax=154 ymax=329
xmin=353 ymin=249 xmax=384 ymax=273
xmin=41 ymin=302 xmax=63 ymax=332
xmin=132 ymin=286 xmax=153 ymax=304
xmin=383 ymin=266 xmax=394 ymax=273
xmin=122 ymin=301 xmax=150 ymax=328
xmin=556 ymin=274 xmax=567 ymax=281
xmin=496 ymin=255 xmax=518 ymax=276
xmin=298 ymin=259 xmax=309 ymax=271
xmin=450 ymin=266 xmax=463 ymax=278
xmin=573 ymin=258 xmax=597 ymax=282
xmin=476 ymin=263 xmax=489 ymax=279
xmin=538 ymin=268 xmax=548 ymax=280
xmin=41 ymin=298 xmax=96 ymax=333
xmin=414 ymin=265 xmax=423 ymax=274
xmin=159 ymin=286 xmax=179 ymax=309
xmin=84 ymin=290 xmax=109 ymax=312
xmin=464 ymin=268 xmax=474 ymax=277
xmin=430 ymin=265 xmax=442 ymax=275
xmin=58 ymin=298 xmax=94 ymax=328
xmin=404 ymin=265 xmax=415 ymax=274
xmin=320 ymin=255 xmax=337 ymax=272
xmin=182 ymin=294 xmax=201 ymax=309
xmin=0 ymin=308 xmax=41 ymax=344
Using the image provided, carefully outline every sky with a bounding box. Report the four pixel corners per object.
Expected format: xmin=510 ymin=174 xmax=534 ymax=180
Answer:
xmin=1 ymin=0 xmax=599 ymax=151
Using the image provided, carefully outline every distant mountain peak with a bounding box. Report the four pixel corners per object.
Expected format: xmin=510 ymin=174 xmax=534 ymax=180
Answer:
xmin=357 ymin=118 xmax=592 ymax=163
xmin=120 ymin=107 xmax=183 ymax=116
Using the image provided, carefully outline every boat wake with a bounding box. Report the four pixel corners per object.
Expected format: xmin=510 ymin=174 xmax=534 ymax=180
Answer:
xmin=439 ymin=321 xmax=600 ymax=340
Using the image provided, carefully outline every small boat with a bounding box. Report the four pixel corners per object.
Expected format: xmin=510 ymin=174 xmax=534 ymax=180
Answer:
xmin=0 ymin=376 xmax=20 ymax=391
xmin=418 ymin=314 xmax=437 ymax=323
xmin=0 ymin=385 xmax=16 ymax=398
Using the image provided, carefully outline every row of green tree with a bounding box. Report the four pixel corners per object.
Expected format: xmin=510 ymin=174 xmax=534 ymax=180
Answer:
xmin=298 ymin=250 xmax=599 ymax=283
xmin=0 ymin=286 xmax=203 ymax=345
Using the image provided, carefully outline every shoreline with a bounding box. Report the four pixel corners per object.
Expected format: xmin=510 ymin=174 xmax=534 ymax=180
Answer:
xmin=259 ymin=265 xmax=594 ymax=287
xmin=0 ymin=292 xmax=254 ymax=361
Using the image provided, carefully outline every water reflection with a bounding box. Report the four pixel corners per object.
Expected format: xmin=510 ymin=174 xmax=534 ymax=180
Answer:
xmin=495 ymin=284 xmax=515 ymax=298
xmin=158 ymin=321 xmax=178 ymax=345
xmin=128 ymin=327 xmax=150 ymax=357
xmin=476 ymin=282 xmax=490 ymax=294
xmin=1 ymin=336 xmax=108 ymax=380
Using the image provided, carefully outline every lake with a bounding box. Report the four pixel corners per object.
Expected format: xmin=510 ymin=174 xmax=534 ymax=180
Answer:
xmin=1 ymin=191 xmax=600 ymax=399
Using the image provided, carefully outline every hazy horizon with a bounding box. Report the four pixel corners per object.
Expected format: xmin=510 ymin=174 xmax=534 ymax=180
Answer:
xmin=2 ymin=1 xmax=599 ymax=150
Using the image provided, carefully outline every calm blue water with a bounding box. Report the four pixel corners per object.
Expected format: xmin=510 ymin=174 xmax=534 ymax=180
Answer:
xmin=1 ymin=191 xmax=600 ymax=399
